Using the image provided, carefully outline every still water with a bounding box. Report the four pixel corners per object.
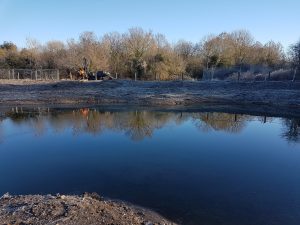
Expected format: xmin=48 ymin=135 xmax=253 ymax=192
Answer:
xmin=0 ymin=107 xmax=300 ymax=225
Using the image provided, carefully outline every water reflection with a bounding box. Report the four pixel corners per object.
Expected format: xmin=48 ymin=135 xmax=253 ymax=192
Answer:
xmin=0 ymin=107 xmax=299 ymax=143
xmin=1 ymin=107 xmax=300 ymax=225
xmin=192 ymin=112 xmax=248 ymax=133
xmin=281 ymin=119 xmax=300 ymax=143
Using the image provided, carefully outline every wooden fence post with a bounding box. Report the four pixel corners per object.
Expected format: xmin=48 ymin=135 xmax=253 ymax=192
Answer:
xmin=57 ymin=69 xmax=60 ymax=80
xmin=135 ymin=72 xmax=137 ymax=81
xmin=12 ymin=69 xmax=15 ymax=79
xmin=293 ymin=68 xmax=297 ymax=82
xmin=116 ymin=73 xmax=118 ymax=79
xmin=264 ymin=73 xmax=267 ymax=82
xmin=8 ymin=70 xmax=11 ymax=79
xmin=238 ymin=65 xmax=242 ymax=82
xmin=35 ymin=70 xmax=38 ymax=80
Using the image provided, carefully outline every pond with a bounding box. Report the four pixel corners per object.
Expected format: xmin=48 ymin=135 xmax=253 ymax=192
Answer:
xmin=0 ymin=107 xmax=300 ymax=225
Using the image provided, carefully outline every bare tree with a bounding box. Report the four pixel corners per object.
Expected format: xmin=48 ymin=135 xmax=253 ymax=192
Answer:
xmin=103 ymin=32 xmax=125 ymax=78
xmin=147 ymin=34 xmax=174 ymax=80
xmin=174 ymin=40 xmax=196 ymax=60
xmin=65 ymin=38 xmax=82 ymax=76
xmin=264 ymin=41 xmax=284 ymax=68
xmin=199 ymin=35 xmax=217 ymax=70
xmin=230 ymin=30 xmax=254 ymax=80
xmin=289 ymin=39 xmax=300 ymax=81
xmin=124 ymin=27 xmax=154 ymax=78
xmin=78 ymin=31 xmax=109 ymax=72
xmin=40 ymin=40 xmax=66 ymax=69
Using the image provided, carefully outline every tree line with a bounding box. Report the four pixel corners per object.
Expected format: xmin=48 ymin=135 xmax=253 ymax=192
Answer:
xmin=0 ymin=28 xmax=299 ymax=80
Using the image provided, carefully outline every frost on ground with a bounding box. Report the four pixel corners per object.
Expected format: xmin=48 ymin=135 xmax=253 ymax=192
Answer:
xmin=0 ymin=79 xmax=299 ymax=116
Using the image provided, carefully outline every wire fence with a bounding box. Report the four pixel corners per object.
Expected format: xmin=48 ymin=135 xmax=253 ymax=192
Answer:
xmin=0 ymin=69 xmax=60 ymax=80
xmin=0 ymin=66 xmax=298 ymax=82
xmin=202 ymin=65 xmax=298 ymax=82
xmin=0 ymin=69 xmax=195 ymax=81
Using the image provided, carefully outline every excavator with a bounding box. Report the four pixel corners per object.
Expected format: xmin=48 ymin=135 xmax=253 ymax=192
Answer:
xmin=75 ymin=57 xmax=89 ymax=80
xmin=76 ymin=57 xmax=115 ymax=80
xmin=77 ymin=68 xmax=113 ymax=80
xmin=78 ymin=67 xmax=87 ymax=79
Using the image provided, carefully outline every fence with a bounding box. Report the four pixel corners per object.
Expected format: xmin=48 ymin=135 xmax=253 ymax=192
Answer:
xmin=0 ymin=69 xmax=193 ymax=81
xmin=0 ymin=69 xmax=60 ymax=80
xmin=203 ymin=65 xmax=298 ymax=82
xmin=142 ymin=74 xmax=195 ymax=81
xmin=0 ymin=67 xmax=298 ymax=82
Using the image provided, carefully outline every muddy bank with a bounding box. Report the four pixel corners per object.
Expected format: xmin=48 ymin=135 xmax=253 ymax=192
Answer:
xmin=0 ymin=80 xmax=299 ymax=116
xmin=0 ymin=193 xmax=176 ymax=225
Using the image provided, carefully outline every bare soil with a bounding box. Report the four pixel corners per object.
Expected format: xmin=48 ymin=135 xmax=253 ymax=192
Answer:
xmin=0 ymin=193 xmax=176 ymax=225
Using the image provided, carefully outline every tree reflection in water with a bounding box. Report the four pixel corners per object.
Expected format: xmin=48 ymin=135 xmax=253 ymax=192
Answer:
xmin=281 ymin=119 xmax=300 ymax=143
xmin=0 ymin=107 xmax=299 ymax=143
xmin=192 ymin=112 xmax=248 ymax=133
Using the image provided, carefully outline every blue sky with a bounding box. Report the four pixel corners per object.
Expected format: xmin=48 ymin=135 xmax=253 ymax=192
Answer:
xmin=0 ymin=0 xmax=299 ymax=48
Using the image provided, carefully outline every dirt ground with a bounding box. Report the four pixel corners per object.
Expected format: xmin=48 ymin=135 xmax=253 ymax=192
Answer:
xmin=0 ymin=193 xmax=176 ymax=225
xmin=0 ymin=79 xmax=299 ymax=117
